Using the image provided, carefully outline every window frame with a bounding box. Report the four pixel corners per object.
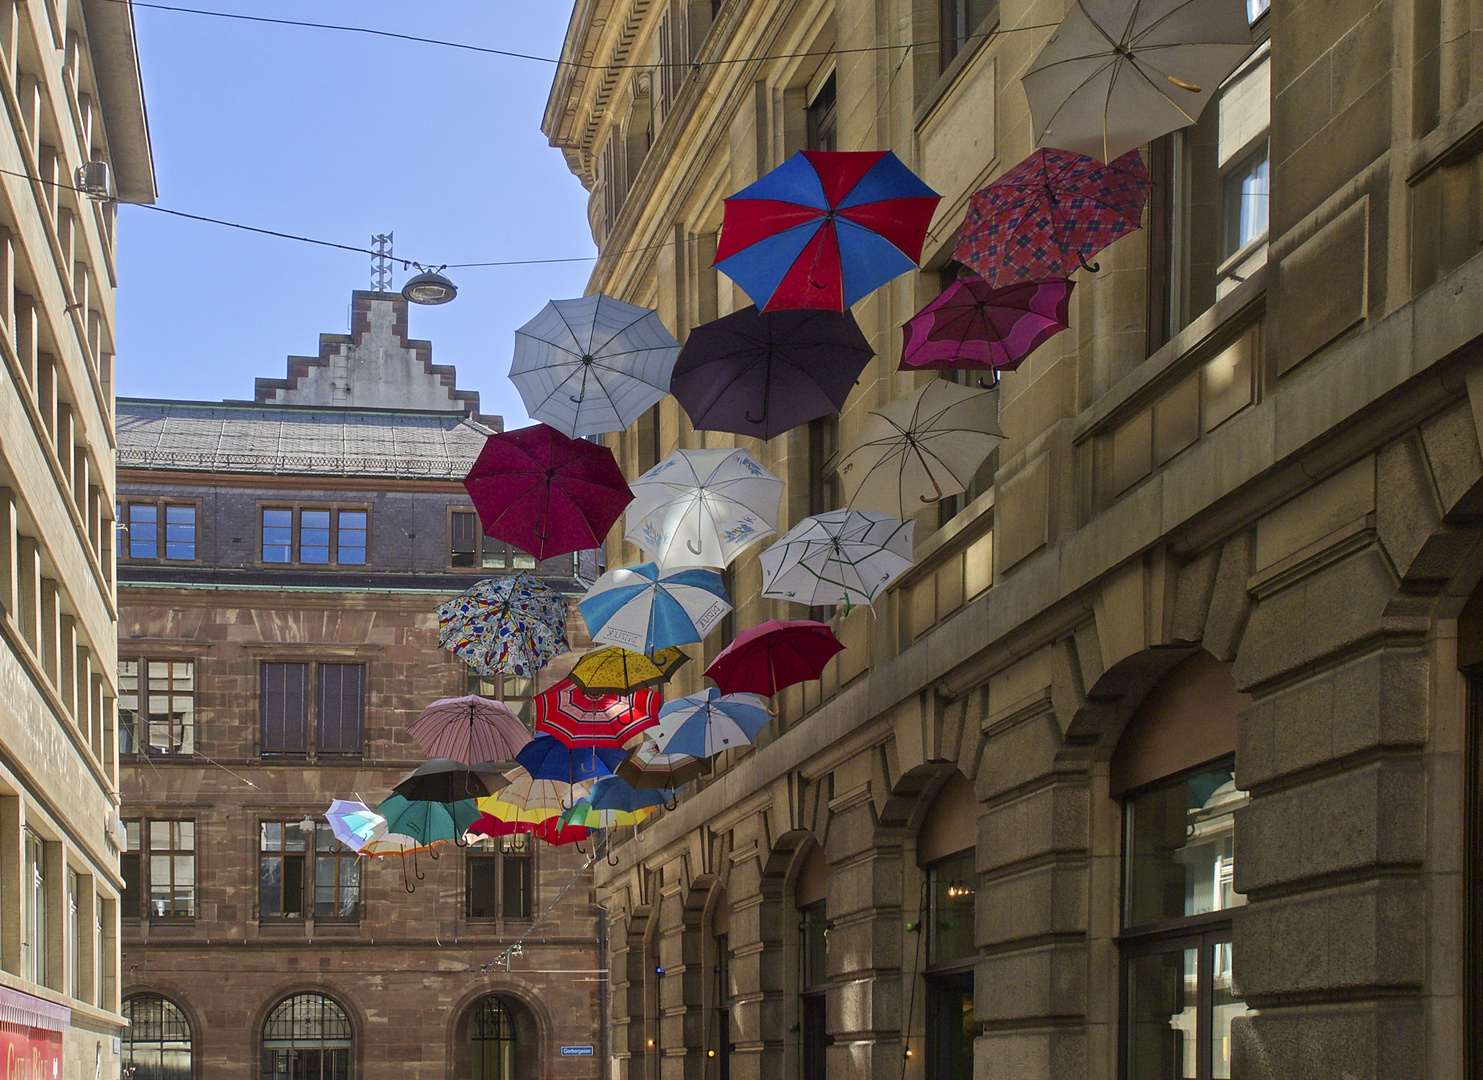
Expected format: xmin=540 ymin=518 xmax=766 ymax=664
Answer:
xmin=118 ymin=656 xmax=197 ymax=759
xmin=261 ymin=993 xmax=354 ymax=1080
xmin=447 ymin=505 xmax=537 ymax=572
xmin=464 ymin=834 xmax=535 ymax=924
xmin=467 ymin=672 xmax=535 ymax=734
xmin=938 ymin=0 xmax=999 ymax=72
xmin=256 ymin=502 xmax=372 ymax=568
xmin=259 ymin=660 xmax=366 ymax=760
xmin=805 ymin=72 xmax=837 ymax=153
xmin=115 ymin=497 xmax=201 ymax=563
xmin=122 ymin=993 xmax=194 ymax=1080
xmin=258 ymin=818 xmax=362 ymax=924
xmin=120 ymin=817 xmax=195 ymax=922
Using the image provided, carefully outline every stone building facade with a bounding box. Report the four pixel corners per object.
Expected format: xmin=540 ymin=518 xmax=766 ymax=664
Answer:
xmin=0 ymin=0 xmax=153 ymax=1076
xmin=115 ymin=292 xmax=605 ymax=1080
xmin=543 ymin=0 xmax=1483 ymax=1078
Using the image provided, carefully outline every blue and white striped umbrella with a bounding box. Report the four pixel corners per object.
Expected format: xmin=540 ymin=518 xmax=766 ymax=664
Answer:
xmin=650 ymin=689 xmax=772 ymax=758
xmin=579 ymin=563 xmax=732 ymax=654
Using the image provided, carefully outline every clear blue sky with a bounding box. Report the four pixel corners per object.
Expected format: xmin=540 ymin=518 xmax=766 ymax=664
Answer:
xmin=115 ymin=2 xmax=596 ymax=427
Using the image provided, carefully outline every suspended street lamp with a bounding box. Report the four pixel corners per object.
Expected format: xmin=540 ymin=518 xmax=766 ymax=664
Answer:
xmin=402 ymin=265 xmax=458 ymax=305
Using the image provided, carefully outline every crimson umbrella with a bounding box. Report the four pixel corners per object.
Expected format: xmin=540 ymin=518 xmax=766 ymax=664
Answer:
xmin=468 ymin=812 xmax=590 ymax=848
xmin=533 ymin=680 xmax=662 ymax=749
xmin=704 ymin=620 xmax=844 ymax=704
xmin=714 ymin=150 xmax=941 ymax=312
xmin=669 ymin=306 xmax=875 ymax=441
xmin=464 ymin=423 xmax=633 ymax=562
xmin=900 ymin=278 xmax=1075 ymax=373
xmin=954 ymin=149 xmax=1151 ymax=288
xmin=407 ymin=695 xmax=532 ymax=765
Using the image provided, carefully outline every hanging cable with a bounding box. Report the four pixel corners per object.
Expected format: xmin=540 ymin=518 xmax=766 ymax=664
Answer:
xmin=481 ymin=835 xmax=606 ymax=971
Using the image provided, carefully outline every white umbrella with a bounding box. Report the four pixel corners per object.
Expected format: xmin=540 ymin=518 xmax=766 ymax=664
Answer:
xmin=649 ymin=690 xmax=772 ymax=758
xmin=836 ymin=381 xmax=1002 ymax=517
xmin=758 ymin=510 xmax=916 ymax=610
xmin=509 ymin=294 xmax=682 ymax=438
xmin=578 ymin=562 xmax=733 ymax=653
xmin=625 ymin=448 xmax=785 ymax=569
xmin=1022 ymin=0 xmax=1253 ymax=163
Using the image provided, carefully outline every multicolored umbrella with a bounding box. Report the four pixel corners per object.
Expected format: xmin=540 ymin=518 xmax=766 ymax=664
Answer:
xmin=479 ymin=767 xmax=594 ymax=820
xmin=437 ymin=572 xmax=569 ymax=678
xmin=836 ymin=381 xmax=1002 ymax=516
xmin=625 ymin=448 xmax=785 ymax=569
xmin=954 ymin=149 xmax=1151 ymax=288
xmin=704 ymin=619 xmax=844 ymax=700
xmin=515 ymin=734 xmax=627 ymax=785
xmin=324 ymin=799 xmax=384 ymax=853
xmin=407 ymin=696 xmax=532 ymax=766
xmin=669 ymin=306 xmax=876 ymax=441
xmin=587 ymin=775 xmax=674 ymax=813
xmin=509 ymin=294 xmax=681 ymax=438
xmin=616 ymin=739 xmax=711 ymax=790
xmin=375 ymin=794 xmax=481 ymax=846
xmin=559 ymin=800 xmax=654 ymax=830
xmin=758 ymin=510 xmax=916 ymax=610
xmin=533 ymin=681 xmax=662 ymax=749
xmin=1023 ymin=0 xmax=1253 ymax=163
xmin=714 ymin=151 xmax=941 ymax=311
xmin=463 ymin=424 xmax=634 ymax=562
xmin=900 ymin=278 xmax=1074 ymax=372
xmin=651 ymin=689 xmax=772 ymax=758
xmin=567 ymin=646 xmax=689 ymax=695
xmin=392 ymin=759 xmax=509 ymax=802
xmin=579 ymin=563 xmax=732 ymax=654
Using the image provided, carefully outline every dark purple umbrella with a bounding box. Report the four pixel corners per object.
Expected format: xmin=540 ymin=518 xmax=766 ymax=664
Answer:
xmin=669 ymin=306 xmax=875 ymax=441
xmin=899 ymin=278 xmax=1074 ymax=373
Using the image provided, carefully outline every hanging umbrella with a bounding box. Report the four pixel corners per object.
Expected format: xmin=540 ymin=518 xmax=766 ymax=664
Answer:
xmin=651 ymin=689 xmax=772 ymax=758
xmin=533 ymin=681 xmax=662 ymax=749
xmin=626 ymin=448 xmax=785 ymax=569
xmin=579 ymin=563 xmax=732 ymax=654
xmin=836 ymin=381 xmax=1003 ymax=516
xmin=509 ymin=294 xmax=681 ymax=438
xmin=759 ymin=510 xmax=916 ymax=610
xmin=559 ymin=800 xmax=655 ymax=830
xmin=407 ymin=696 xmax=532 ymax=766
xmin=324 ymin=799 xmax=383 ymax=853
xmin=516 ymin=735 xmax=627 ymax=784
xmin=704 ymin=619 xmax=844 ymax=700
xmin=714 ymin=150 xmax=942 ymax=312
xmin=392 ymin=759 xmax=510 ymax=802
xmin=587 ymin=775 xmax=675 ymax=813
xmin=375 ymin=794 xmax=482 ymax=846
xmin=437 ymin=572 xmax=569 ymax=678
xmin=616 ymin=739 xmax=712 ymax=790
xmin=480 ymin=767 xmax=595 ymax=820
xmin=954 ymin=149 xmax=1151 ymax=288
xmin=463 ymin=424 xmax=634 ymax=562
xmin=568 ymin=646 xmax=690 ymax=696
xmin=900 ymin=278 xmax=1074 ymax=372
xmin=469 ymin=812 xmax=591 ymax=848
xmin=1023 ymin=0 xmax=1253 ymax=164
xmin=669 ymin=306 xmax=876 ymax=441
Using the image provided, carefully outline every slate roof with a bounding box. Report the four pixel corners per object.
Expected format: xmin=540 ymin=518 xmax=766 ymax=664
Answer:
xmin=116 ymin=399 xmax=497 ymax=479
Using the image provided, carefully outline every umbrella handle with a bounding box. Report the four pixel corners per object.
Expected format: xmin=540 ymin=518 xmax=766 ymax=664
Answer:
xmin=687 ymin=539 xmax=703 ymax=556
xmin=1078 ymin=255 xmax=1100 ymax=274
xmin=744 ymin=403 xmax=769 ymax=425
xmin=575 ymin=839 xmax=588 ymax=855
xmin=426 ymin=845 xmax=440 ymax=861
xmin=607 ymin=850 xmax=620 ymax=866
xmin=414 ymin=847 xmax=427 ymax=879
xmin=665 ymin=794 xmax=679 ymax=811
xmin=918 ymin=471 xmax=946 ymax=504
xmin=402 ymin=856 xmax=416 ymax=894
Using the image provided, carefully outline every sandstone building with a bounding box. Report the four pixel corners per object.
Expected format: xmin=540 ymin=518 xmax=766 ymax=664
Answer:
xmin=543 ymin=0 xmax=1483 ymax=1078
xmin=115 ymin=292 xmax=604 ymax=1080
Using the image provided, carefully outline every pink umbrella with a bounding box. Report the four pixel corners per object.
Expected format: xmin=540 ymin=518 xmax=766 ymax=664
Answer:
xmin=407 ymin=695 xmax=532 ymax=765
xmin=703 ymin=620 xmax=844 ymax=707
xmin=900 ymin=278 xmax=1074 ymax=373
xmin=463 ymin=423 xmax=634 ymax=562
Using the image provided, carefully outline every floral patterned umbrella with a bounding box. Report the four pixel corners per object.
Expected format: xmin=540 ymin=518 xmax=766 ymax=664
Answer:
xmin=437 ymin=571 xmax=568 ymax=678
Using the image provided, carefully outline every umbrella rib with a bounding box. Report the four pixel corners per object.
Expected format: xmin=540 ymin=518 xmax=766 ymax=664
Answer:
xmin=589 ymin=310 xmax=659 ymax=357
xmin=1123 ymin=53 xmax=1202 ymax=124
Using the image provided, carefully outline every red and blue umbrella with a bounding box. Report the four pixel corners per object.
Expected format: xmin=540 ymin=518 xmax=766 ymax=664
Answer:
xmin=899 ymin=278 xmax=1075 ymax=372
xmin=714 ymin=150 xmax=941 ymax=312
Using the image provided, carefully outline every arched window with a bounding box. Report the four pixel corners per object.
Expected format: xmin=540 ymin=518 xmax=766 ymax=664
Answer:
xmin=261 ymin=993 xmax=353 ymax=1080
xmin=122 ymin=994 xmax=192 ymax=1080
xmin=470 ymin=998 xmax=517 ymax=1080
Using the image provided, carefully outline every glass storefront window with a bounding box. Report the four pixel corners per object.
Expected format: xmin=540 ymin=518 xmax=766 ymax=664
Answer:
xmin=927 ymin=849 xmax=976 ymax=966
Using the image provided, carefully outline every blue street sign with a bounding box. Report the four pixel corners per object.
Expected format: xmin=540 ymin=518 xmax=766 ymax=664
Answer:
xmin=561 ymin=1046 xmax=595 ymax=1057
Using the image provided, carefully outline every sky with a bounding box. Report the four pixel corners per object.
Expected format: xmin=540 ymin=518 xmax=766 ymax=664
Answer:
xmin=114 ymin=2 xmax=596 ymax=427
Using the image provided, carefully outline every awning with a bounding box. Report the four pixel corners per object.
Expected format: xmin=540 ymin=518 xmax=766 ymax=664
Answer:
xmin=0 ymin=985 xmax=71 ymax=1032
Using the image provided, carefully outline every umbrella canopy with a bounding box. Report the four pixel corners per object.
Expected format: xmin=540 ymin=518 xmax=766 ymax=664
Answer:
xmin=469 ymin=813 xmax=589 ymax=847
xmin=670 ymin=306 xmax=876 ymax=441
xmin=324 ymin=799 xmax=382 ymax=852
xmin=437 ymin=572 xmax=569 ymax=678
xmin=407 ymin=696 xmax=532 ymax=766
xmin=759 ymin=510 xmax=916 ymax=610
xmin=626 ymin=448 xmax=785 ymax=569
xmin=651 ymin=689 xmax=772 ymax=758
xmin=559 ymin=800 xmax=654 ymax=830
xmin=516 ymin=735 xmax=627 ymax=784
xmin=509 ymin=294 xmax=681 ymax=438
xmin=579 ymin=563 xmax=732 ymax=654
xmin=463 ymin=424 xmax=634 ymax=562
xmin=375 ymin=794 xmax=481 ymax=845
xmin=900 ymin=278 xmax=1075 ymax=372
xmin=480 ymin=767 xmax=595 ymax=820
xmin=1023 ymin=0 xmax=1253 ymax=163
xmin=704 ymin=619 xmax=844 ymax=698
xmin=533 ymin=681 xmax=662 ymax=749
xmin=392 ymin=758 xmax=509 ymax=803
xmin=587 ymin=775 xmax=674 ymax=813
xmin=616 ymin=739 xmax=711 ymax=790
xmin=837 ymin=381 xmax=1003 ymax=516
xmin=567 ymin=646 xmax=689 ymax=695
xmin=714 ymin=151 xmax=941 ymax=312
xmin=954 ymin=149 xmax=1151 ymax=288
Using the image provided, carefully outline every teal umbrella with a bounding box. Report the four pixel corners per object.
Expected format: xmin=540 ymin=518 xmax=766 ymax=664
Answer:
xmin=375 ymin=794 xmax=481 ymax=845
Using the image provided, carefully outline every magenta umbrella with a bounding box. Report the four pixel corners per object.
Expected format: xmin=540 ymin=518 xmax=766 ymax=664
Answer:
xmin=407 ymin=695 xmax=532 ymax=765
xmin=703 ymin=619 xmax=844 ymax=705
xmin=463 ymin=424 xmax=634 ymax=562
xmin=900 ymin=278 xmax=1074 ymax=373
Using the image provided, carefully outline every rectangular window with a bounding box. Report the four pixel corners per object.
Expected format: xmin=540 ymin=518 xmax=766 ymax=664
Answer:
xmin=312 ymin=823 xmax=360 ymax=919
xmin=468 ymin=672 xmax=535 ymax=731
xmin=262 ymin=508 xmax=294 ymax=563
xmin=147 ymin=820 xmax=194 ymax=919
xmin=337 ymin=510 xmax=367 ymax=564
xmin=115 ymin=500 xmax=197 ymax=561
xmin=299 ymin=509 xmax=331 ymax=564
xmin=68 ymin=868 xmax=80 ymax=999
xmin=464 ymin=835 xmax=533 ymax=920
xmin=926 ymin=850 xmax=976 ymax=966
xmin=800 ymin=901 xmax=827 ymax=990
xmin=116 ymin=658 xmax=194 ymax=757
xmin=502 ymin=836 xmax=533 ymax=919
xmin=126 ymin=502 xmax=157 ymax=559
xmin=23 ymin=829 xmax=47 ymax=985
xmin=940 ymin=0 xmax=997 ymax=70
xmin=164 ymin=505 xmax=196 ymax=559
xmin=450 ymin=508 xmax=536 ymax=571
xmin=466 ymin=853 xmax=500 ymax=919
xmin=118 ymin=660 xmax=139 ymax=756
xmin=805 ymin=73 xmax=837 ymax=153
xmin=121 ymin=821 xmax=141 ymax=917
xmin=807 ymin=416 xmax=840 ymax=516
xmin=259 ymin=820 xmax=308 ymax=919
xmin=261 ymin=505 xmax=370 ymax=566
xmin=260 ymin=662 xmax=310 ymax=754
xmin=317 ymin=663 xmax=365 ymax=755
xmin=1220 ymin=144 xmax=1269 ymax=259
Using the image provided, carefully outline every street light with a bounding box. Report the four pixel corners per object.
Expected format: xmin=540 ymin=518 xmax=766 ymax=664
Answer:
xmin=402 ymin=267 xmax=458 ymax=305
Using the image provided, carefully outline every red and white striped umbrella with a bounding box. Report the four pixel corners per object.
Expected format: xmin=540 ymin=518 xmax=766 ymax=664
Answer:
xmin=407 ymin=695 xmax=532 ymax=765
xmin=533 ymin=680 xmax=661 ymax=749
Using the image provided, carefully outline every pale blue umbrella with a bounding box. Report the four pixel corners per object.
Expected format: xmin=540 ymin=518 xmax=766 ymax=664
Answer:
xmin=579 ymin=563 xmax=731 ymax=653
xmin=650 ymin=689 xmax=772 ymax=758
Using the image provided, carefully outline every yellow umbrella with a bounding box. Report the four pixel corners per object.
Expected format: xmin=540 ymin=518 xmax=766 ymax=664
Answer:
xmin=559 ymin=802 xmax=654 ymax=829
xmin=567 ymin=646 xmax=689 ymax=695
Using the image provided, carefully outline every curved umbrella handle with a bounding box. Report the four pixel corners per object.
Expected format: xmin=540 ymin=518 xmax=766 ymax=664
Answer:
xmin=575 ymin=839 xmax=588 ymax=855
xmin=665 ymin=794 xmax=679 ymax=811
xmin=607 ymin=850 xmax=620 ymax=866
xmin=918 ymin=472 xmax=946 ymax=504
xmin=402 ymin=855 xmax=416 ymax=894
xmin=1078 ymin=255 xmax=1101 ymax=274
xmin=744 ymin=402 xmax=769 ymax=425
xmin=426 ymin=845 xmax=440 ymax=861
xmin=687 ymin=539 xmax=703 ymax=556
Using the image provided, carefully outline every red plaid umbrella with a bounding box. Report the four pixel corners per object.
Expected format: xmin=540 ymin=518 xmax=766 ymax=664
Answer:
xmin=703 ymin=619 xmax=844 ymax=700
xmin=899 ymin=278 xmax=1074 ymax=373
xmin=533 ymin=680 xmax=662 ymax=748
xmin=953 ymin=149 xmax=1150 ymax=288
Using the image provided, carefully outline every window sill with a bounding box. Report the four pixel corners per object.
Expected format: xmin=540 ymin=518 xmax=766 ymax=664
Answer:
xmin=1409 ymin=93 xmax=1483 ymax=185
xmin=1118 ymin=907 xmax=1239 ymax=944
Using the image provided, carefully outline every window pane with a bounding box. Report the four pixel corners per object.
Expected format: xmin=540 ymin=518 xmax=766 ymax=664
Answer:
xmin=467 ymin=856 xmax=499 ymax=919
xmin=1211 ymin=935 xmax=1247 ymax=1079
xmin=1125 ymin=947 xmax=1198 ymax=1080
xmin=1221 ymin=147 xmax=1269 ymax=258
xmin=129 ymin=503 xmax=158 ymax=558
xmin=300 ymin=510 xmax=331 ymax=564
xmin=481 ymin=539 xmax=508 ymax=569
xmin=927 ymin=850 xmax=976 ymax=966
xmin=118 ymin=660 xmax=139 ymax=755
xmin=318 ymin=664 xmax=365 ymax=755
xmin=262 ymin=509 xmax=293 ymax=562
xmin=336 ymin=510 xmax=367 ymax=565
xmin=800 ymin=902 xmax=827 ymax=990
xmin=451 ymin=511 xmax=479 ymax=568
xmin=1124 ymin=767 xmax=1246 ymax=929
xmin=164 ymin=505 xmax=196 ymax=560
xmin=261 ymin=663 xmax=310 ymax=753
xmin=503 ymin=854 xmax=532 ymax=919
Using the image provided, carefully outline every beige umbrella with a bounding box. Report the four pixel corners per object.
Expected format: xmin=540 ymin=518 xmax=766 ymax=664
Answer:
xmin=1022 ymin=0 xmax=1254 ymax=163
xmin=836 ymin=381 xmax=1003 ymax=517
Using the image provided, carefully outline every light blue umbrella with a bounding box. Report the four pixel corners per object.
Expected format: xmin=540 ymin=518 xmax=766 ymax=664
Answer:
xmin=650 ymin=689 xmax=772 ymax=758
xmin=587 ymin=775 xmax=674 ymax=813
xmin=579 ymin=563 xmax=731 ymax=653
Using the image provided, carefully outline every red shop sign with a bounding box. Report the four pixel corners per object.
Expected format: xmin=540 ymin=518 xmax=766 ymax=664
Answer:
xmin=0 ymin=1022 xmax=62 ymax=1080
